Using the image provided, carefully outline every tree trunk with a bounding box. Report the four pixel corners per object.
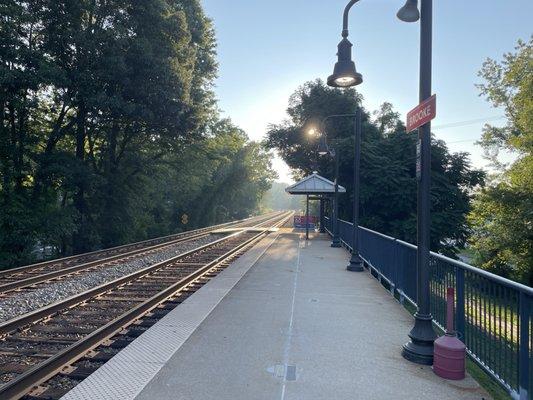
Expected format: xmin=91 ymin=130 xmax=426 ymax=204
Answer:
xmin=72 ymin=104 xmax=88 ymax=253
xmin=14 ymin=101 xmax=27 ymax=193
xmin=100 ymin=122 xmax=119 ymax=248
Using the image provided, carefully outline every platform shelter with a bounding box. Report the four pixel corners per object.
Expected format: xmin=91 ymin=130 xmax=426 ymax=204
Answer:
xmin=285 ymin=172 xmax=345 ymax=239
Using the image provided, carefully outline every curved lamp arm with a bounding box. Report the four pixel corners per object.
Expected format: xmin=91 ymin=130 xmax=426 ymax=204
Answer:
xmin=301 ymin=113 xmax=357 ymax=155
xmin=320 ymin=113 xmax=358 ymax=144
xmin=322 ymin=113 xmax=357 ymax=127
xmin=343 ymin=0 xmax=418 ymax=38
xmin=342 ymin=0 xmax=361 ymax=38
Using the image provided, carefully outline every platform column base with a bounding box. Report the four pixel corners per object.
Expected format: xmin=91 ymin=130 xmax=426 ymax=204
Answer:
xmin=402 ymin=313 xmax=437 ymax=365
xmin=347 ymin=253 xmax=364 ymax=272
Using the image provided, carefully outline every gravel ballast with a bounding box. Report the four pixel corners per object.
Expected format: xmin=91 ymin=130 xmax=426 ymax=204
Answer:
xmin=0 ymin=234 xmax=225 ymax=323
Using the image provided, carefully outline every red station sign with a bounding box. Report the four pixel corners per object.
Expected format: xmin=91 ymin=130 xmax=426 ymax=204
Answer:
xmin=406 ymin=94 xmax=436 ymax=132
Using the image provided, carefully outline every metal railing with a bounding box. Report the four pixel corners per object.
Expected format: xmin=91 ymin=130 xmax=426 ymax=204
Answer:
xmin=324 ymin=216 xmax=532 ymax=399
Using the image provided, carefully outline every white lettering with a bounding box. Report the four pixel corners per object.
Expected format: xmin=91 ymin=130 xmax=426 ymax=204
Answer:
xmin=407 ymin=96 xmax=436 ymax=131
xmin=408 ymin=105 xmax=434 ymax=128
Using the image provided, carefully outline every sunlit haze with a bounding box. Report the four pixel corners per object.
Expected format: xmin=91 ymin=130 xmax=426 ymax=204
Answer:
xmin=202 ymin=0 xmax=532 ymax=183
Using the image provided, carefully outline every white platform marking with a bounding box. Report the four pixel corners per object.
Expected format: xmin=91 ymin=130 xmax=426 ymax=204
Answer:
xmin=280 ymin=236 xmax=302 ymax=400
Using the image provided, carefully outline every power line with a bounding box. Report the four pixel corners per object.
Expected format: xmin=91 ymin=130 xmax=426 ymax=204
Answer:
xmin=432 ymin=115 xmax=505 ymax=130
xmin=447 ymin=139 xmax=478 ymax=144
xmin=430 ymin=115 xmax=506 ymax=145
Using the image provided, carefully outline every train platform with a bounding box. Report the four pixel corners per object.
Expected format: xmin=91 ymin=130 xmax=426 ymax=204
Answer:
xmin=62 ymin=231 xmax=490 ymax=400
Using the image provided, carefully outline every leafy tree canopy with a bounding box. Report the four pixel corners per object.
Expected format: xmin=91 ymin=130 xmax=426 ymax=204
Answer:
xmin=468 ymin=37 xmax=532 ymax=285
xmin=266 ymin=80 xmax=485 ymax=256
xmin=0 ymin=0 xmax=274 ymax=268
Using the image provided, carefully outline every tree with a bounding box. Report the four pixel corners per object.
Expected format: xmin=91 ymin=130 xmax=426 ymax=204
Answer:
xmin=266 ymin=80 xmax=485 ymax=255
xmin=0 ymin=1 xmax=274 ymax=269
xmin=0 ymin=0 xmax=60 ymax=265
xmin=468 ymin=38 xmax=532 ymax=285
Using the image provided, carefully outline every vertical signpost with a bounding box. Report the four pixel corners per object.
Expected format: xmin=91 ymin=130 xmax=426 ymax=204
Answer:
xmin=402 ymin=14 xmax=438 ymax=363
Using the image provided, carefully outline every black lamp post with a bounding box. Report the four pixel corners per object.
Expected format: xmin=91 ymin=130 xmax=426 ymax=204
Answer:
xmin=401 ymin=0 xmax=437 ymax=366
xmin=317 ymin=133 xmax=341 ymax=248
xmin=347 ymin=108 xmax=364 ymax=272
xmin=327 ymin=0 xmax=436 ymax=364
xmin=317 ymin=114 xmax=364 ymax=271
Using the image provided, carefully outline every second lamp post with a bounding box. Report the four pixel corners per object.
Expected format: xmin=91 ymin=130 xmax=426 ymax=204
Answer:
xmin=316 ymin=113 xmax=364 ymax=272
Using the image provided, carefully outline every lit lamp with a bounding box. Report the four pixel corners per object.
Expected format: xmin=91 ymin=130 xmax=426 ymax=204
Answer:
xmin=328 ymin=0 xmax=419 ymax=87
xmin=318 ymin=135 xmax=330 ymax=156
xmin=327 ymin=38 xmax=363 ymax=88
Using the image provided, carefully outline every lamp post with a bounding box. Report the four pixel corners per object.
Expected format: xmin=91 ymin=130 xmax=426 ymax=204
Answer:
xmin=317 ymin=133 xmax=341 ymax=248
xmin=348 ymin=108 xmax=364 ymax=272
xmin=316 ymin=114 xmax=364 ymax=271
xmin=401 ymin=0 xmax=437 ymax=366
xmin=327 ymin=0 xmax=436 ymax=364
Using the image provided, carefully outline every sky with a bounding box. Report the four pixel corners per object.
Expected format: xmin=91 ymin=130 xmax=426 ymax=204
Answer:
xmin=201 ymin=0 xmax=532 ymax=183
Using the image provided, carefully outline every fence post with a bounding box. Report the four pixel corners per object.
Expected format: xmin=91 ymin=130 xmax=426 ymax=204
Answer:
xmin=395 ymin=240 xmax=406 ymax=305
xmin=518 ymin=292 xmax=530 ymax=400
xmin=391 ymin=239 xmax=399 ymax=296
xmin=455 ymin=268 xmax=466 ymax=340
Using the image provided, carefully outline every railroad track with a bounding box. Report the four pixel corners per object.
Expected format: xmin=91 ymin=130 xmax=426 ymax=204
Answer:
xmin=0 ymin=212 xmax=280 ymax=296
xmin=0 ymin=211 xmax=293 ymax=400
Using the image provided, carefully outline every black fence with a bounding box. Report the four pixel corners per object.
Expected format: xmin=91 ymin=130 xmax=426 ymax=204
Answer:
xmin=324 ymin=217 xmax=532 ymax=399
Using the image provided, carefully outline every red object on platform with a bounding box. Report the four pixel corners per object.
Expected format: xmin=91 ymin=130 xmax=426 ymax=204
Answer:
xmin=433 ymin=287 xmax=466 ymax=380
xmin=293 ymin=215 xmax=317 ymax=228
xmin=434 ymin=335 xmax=466 ymax=380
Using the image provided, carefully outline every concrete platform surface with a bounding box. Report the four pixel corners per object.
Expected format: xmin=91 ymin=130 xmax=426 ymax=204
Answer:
xmin=64 ymin=232 xmax=491 ymax=400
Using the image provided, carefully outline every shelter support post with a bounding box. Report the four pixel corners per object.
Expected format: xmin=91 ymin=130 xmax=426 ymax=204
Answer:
xmin=305 ymin=194 xmax=310 ymax=240
xmin=319 ymin=198 xmax=325 ymax=233
xmin=331 ymin=150 xmax=341 ymax=247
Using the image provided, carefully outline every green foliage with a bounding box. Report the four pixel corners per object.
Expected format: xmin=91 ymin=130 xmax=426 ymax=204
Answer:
xmin=266 ymin=80 xmax=485 ymax=255
xmin=469 ymin=38 xmax=533 ymax=285
xmin=0 ymin=1 xmax=274 ymax=269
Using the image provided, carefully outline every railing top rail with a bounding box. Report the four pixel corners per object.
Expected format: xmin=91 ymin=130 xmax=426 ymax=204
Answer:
xmin=334 ymin=218 xmax=532 ymax=295
xmin=360 ymin=226 xmax=397 ymax=242
xmin=338 ymin=218 xmax=400 ymax=242
xmin=429 ymin=251 xmax=533 ymax=295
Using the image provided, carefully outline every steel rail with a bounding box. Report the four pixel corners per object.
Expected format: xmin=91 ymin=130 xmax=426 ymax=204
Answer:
xmin=0 ymin=231 xmax=209 ymax=294
xmin=0 ymin=212 xmax=280 ymax=294
xmin=0 ymin=212 xmax=290 ymax=336
xmin=0 ymin=212 xmax=278 ymax=279
xmin=0 ymin=211 xmax=292 ymax=400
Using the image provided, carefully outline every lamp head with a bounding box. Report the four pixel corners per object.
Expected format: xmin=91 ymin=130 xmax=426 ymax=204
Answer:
xmin=318 ymin=135 xmax=329 ymax=156
xmin=327 ymin=38 xmax=363 ymax=88
xmin=396 ymin=0 xmax=419 ymax=22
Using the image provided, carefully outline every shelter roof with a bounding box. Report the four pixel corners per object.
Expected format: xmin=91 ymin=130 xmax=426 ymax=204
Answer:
xmin=285 ymin=172 xmax=346 ymax=195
